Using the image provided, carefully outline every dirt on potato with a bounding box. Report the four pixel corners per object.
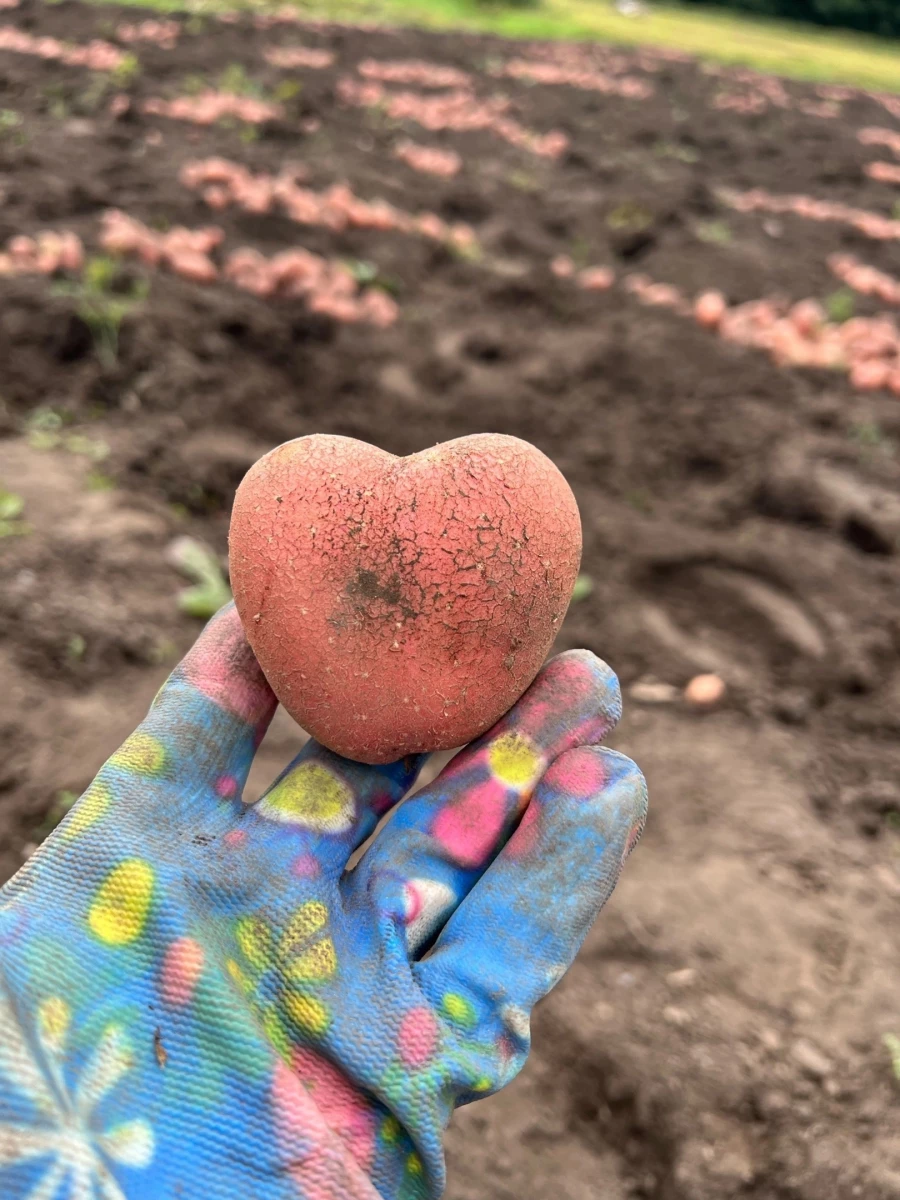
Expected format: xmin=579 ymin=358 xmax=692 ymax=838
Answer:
xmin=1 ymin=3 xmax=899 ymax=1197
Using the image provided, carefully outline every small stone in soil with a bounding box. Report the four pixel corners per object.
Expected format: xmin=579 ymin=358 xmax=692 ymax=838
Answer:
xmin=666 ymin=967 xmax=698 ymax=988
xmin=772 ymin=688 xmax=812 ymax=724
xmin=791 ymin=1038 xmax=833 ymax=1079
xmin=629 ymin=678 xmax=679 ymax=704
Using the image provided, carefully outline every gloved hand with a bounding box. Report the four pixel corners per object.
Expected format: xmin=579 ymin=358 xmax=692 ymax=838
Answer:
xmin=0 ymin=603 xmax=647 ymax=1200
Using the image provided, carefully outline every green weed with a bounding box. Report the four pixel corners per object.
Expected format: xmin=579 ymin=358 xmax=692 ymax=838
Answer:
xmin=26 ymin=407 xmax=109 ymax=460
xmin=343 ymin=260 xmax=403 ymax=294
xmin=41 ymin=83 xmax=70 ymax=122
xmin=884 ymin=1033 xmax=900 ymax=1085
xmin=78 ymin=74 xmax=116 ymax=114
xmin=146 ymin=637 xmax=178 ymax=666
xmin=25 ymin=407 xmax=72 ymax=450
xmin=86 ymin=470 xmax=116 ymax=492
xmin=569 ymin=235 xmax=592 ymax=268
xmin=695 ymin=219 xmax=732 ymax=246
xmin=111 ymin=53 xmax=141 ymax=87
xmin=850 ymin=421 xmax=892 ymax=453
xmin=54 ymin=257 xmax=149 ymax=367
xmin=654 ymin=139 xmax=699 ymax=164
xmin=507 ymin=169 xmax=539 ymax=193
xmin=167 ymin=536 xmax=232 ymax=619
xmin=607 ymin=201 xmax=654 ymax=234
xmin=183 ymin=73 xmax=208 ymax=96
xmin=851 ymin=420 xmax=883 ymax=446
xmin=219 ymin=63 xmax=260 ymax=97
xmin=0 ymin=488 xmax=29 ymax=538
xmin=65 ymin=434 xmax=110 ymax=461
xmin=448 ymin=237 xmax=483 ymax=263
xmin=473 ymin=0 xmax=540 ymax=9
xmin=571 ymin=574 xmax=594 ymax=602
xmin=345 ymin=259 xmax=380 ymax=285
xmin=66 ymin=634 xmax=87 ymax=662
xmin=275 ymin=79 xmax=302 ymax=103
xmin=824 ymin=287 xmax=856 ymax=324
xmin=0 ymin=109 xmax=26 ymax=147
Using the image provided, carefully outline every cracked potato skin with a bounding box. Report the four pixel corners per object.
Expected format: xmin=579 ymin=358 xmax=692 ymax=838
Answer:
xmin=229 ymin=433 xmax=582 ymax=763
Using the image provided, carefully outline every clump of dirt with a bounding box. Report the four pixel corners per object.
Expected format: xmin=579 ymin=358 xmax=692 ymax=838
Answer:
xmin=1 ymin=4 xmax=899 ymax=1197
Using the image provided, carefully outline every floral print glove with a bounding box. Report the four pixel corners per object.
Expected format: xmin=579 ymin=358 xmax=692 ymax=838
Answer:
xmin=0 ymin=604 xmax=647 ymax=1200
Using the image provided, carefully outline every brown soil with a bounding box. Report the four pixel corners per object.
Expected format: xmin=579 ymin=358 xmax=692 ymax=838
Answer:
xmin=1 ymin=4 xmax=899 ymax=1197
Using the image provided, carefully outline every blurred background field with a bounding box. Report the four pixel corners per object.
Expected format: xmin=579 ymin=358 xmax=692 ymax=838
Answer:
xmin=105 ymin=0 xmax=900 ymax=91
xmin=1 ymin=0 xmax=900 ymax=1196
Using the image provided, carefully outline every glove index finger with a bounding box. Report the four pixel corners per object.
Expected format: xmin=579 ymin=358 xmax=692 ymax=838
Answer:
xmin=164 ymin=602 xmax=276 ymax=731
xmin=127 ymin=603 xmax=278 ymax=795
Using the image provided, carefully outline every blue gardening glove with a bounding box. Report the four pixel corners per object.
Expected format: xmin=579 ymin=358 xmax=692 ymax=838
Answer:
xmin=0 ymin=604 xmax=647 ymax=1200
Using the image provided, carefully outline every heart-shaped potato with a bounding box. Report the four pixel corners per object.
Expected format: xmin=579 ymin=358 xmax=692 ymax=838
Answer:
xmin=229 ymin=433 xmax=581 ymax=763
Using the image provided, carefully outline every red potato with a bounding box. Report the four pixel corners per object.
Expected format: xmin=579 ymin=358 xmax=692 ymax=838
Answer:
xmin=167 ymin=251 xmax=217 ymax=283
xmin=229 ymin=433 xmax=582 ymax=763
xmin=789 ymin=299 xmax=825 ymax=338
xmin=551 ymin=254 xmax=575 ymax=278
xmin=850 ymin=361 xmax=890 ymax=391
xmin=8 ymin=236 xmax=35 ymax=262
xmin=203 ymin=186 xmax=230 ymax=211
xmin=694 ymin=290 xmax=727 ymax=329
xmin=578 ymin=266 xmax=615 ymax=291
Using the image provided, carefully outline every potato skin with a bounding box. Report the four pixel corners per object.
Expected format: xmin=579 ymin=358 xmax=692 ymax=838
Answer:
xmin=229 ymin=433 xmax=582 ymax=763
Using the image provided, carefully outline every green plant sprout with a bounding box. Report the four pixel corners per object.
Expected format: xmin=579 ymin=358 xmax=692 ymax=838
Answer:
xmin=571 ymin=574 xmax=594 ymax=603
xmin=218 ymin=63 xmax=260 ymax=97
xmin=86 ymin=471 xmax=116 ymax=492
xmin=39 ymin=81 xmax=70 ymax=121
xmin=654 ymin=140 xmax=700 ymax=164
xmin=695 ymin=219 xmax=733 ymax=246
xmin=66 ymin=634 xmax=87 ymax=662
xmin=26 ymin=409 xmax=109 ymax=461
xmin=183 ymin=73 xmax=208 ymax=96
xmin=824 ymin=288 xmax=856 ymax=323
xmin=345 ymin=259 xmax=380 ymax=285
xmin=167 ymin=536 xmax=233 ymax=619
xmin=507 ymin=169 xmax=539 ymax=193
xmin=111 ymin=53 xmax=141 ymax=88
xmin=0 ymin=489 xmax=29 ymax=538
xmin=884 ymin=1033 xmax=900 ymax=1085
xmin=607 ymin=201 xmax=654 ymax=234
xmin=274 ymin=80 xmax=302 ymax=103
xmin=54 ymin=257 xmax=149 ymax=367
